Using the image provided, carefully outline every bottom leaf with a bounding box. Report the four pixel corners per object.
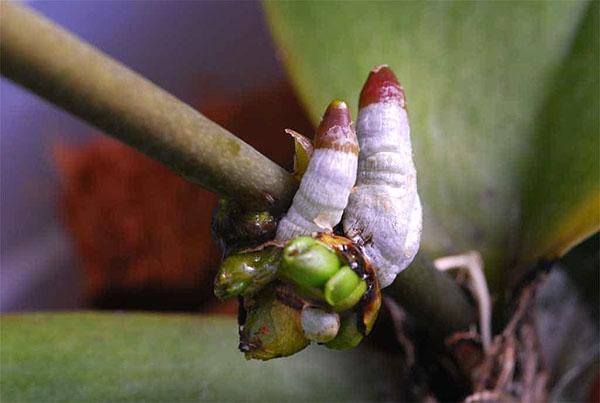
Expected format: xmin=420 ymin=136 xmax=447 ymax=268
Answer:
xmin=1 ymin=313 xmax=403 ymax=401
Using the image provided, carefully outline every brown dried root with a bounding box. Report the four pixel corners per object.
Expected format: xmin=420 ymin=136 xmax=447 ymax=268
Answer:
xmin=465 ymin=278 xmax=548 ymax=402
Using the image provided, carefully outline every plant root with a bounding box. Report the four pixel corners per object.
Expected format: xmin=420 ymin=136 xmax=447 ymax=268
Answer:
xmin=465 ymin=277 xmax=548 ymax=402
xmin=434 ymin=251 xmax=492 ymax=353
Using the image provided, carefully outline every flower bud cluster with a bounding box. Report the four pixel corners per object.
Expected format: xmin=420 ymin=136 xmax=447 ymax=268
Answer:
xmin=213 ymin=65 xmax=419 ymax=360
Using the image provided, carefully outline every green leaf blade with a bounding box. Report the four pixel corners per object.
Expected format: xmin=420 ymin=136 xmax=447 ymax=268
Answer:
xmin=519 ymin=0 xmax=600 ymax=266
xmin=1 ymin=313 xmax=403 ymax=402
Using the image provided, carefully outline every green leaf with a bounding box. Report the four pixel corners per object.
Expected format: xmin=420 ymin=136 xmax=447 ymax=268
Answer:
xmin=0 ymin=313 xmax=403 ymax=402
xmin=519 ymin=1 xmax=600 ymax=266
xmin=264 ymin=1 xmax=599 ymax=290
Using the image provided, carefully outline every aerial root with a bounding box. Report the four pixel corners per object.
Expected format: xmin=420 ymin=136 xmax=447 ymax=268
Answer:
xmin=433 ymin=251 xmax=492 ymax=353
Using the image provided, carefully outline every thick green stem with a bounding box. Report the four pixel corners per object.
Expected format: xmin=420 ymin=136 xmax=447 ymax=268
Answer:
xmin=0 ymin=2 xmax=296 ymax=212
xmin=388 ymin=256 xmax=476 ymax=339
xmin=0 ymin=2 xmax=475 ymax=338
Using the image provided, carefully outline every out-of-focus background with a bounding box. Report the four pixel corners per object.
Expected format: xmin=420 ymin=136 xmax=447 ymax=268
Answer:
xmin=1 ymin=1 xmax=312 ymax=313
xmin=2 ymin=3 xmax=598 ymax=401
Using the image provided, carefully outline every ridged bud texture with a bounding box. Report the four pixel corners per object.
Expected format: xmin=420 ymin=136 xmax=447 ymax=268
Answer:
xmin=343 ymin=66 xmax=422 ymax=288
xmin=276 ymin=101 xmax=358 ymax=240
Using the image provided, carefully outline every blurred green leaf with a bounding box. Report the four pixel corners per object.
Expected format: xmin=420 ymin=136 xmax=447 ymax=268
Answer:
xmin=519 ymin=1 xmax=599 ymax=266
xmin=264 ymin=1 xmax=599 ymax=290
xmin=1 ymin=313 xmax=403 ymax=401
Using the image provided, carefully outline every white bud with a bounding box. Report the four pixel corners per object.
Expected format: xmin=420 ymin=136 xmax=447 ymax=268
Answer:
xmin=343 ymin=67 xmax=422 ymax=288
xmin=301 ymin=306 xmax=340 ymax=343
xmin=276 ymin=101 xmax=358 ymax=241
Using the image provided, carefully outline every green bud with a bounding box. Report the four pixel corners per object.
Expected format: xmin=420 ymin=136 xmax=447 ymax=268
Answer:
xmin=280 ymin=236 xmax=341 ymax=290
xmin=237 ymin=211 xmax=277 ymax=242
xmin=240 ymin=283 xmax=309 ymax=360
xmin=324 ymin=266 xmax=367 ymax=311
xmin=324 ymin=312 xmax=364 ymax=350
xmin=214 ymin=247 xmax=281 ymax=300
xmin=211 ymin=198 xmax=277 ymax=254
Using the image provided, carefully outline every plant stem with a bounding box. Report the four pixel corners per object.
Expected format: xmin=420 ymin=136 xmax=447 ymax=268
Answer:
xmin=388 ymin=256 xmax=476 ymax=339
xmin=0 ymin=2 xmax=475 ymax=338
xmin=0 ymin=2 xmax=296 ymax=212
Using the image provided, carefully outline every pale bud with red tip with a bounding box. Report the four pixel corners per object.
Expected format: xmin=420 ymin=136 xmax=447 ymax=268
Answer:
xmin=276 ymin=100 xmax=358 ymax=241
xmin=343 ymin=65 xmax=422 ymax=288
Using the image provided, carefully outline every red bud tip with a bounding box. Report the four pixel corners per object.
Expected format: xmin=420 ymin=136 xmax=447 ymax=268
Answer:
xmin=320 ymin=100 xmax=351 ymax=130
xmin=315 ymin=100 xmax=358 ymax=154
xmin=359 ymin=65 xmax=406 ymax=109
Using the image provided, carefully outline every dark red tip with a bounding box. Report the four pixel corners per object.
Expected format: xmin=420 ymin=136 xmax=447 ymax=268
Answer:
xmin=359 ymin=65 xmax=405 ymax=109
xmin=315 ymin=100 xmax=358 ymax=154
xmin=319 ymin=100 xmax=351 ymax=132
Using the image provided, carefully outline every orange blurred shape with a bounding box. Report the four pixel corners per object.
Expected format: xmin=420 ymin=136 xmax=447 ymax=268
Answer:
xmin=54 ymin=138 xmax=220 ymax=303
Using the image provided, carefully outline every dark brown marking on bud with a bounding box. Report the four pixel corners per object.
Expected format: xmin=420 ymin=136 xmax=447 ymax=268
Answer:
xmin=315 ymin=100 xmax=359 ymax=155
xmin=359 ymin=65 xmax=406 ymax=109
xmin=239 ymin=339 xmax=261 ymax=353
xmin=237 ymin=295 xmax=247 ymax=326
xmin=275 ymin=282 xmax=305 ymax=310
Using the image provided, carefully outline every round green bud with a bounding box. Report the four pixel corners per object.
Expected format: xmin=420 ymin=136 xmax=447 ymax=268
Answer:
xmin=240 ymin=283 xmax=309 ymax=360
xmin=214 ymin=247 xmax=281 ymax=300
xmin=238 ymin=210 xmax=278 ymax=242
xmin=211 ymin=198 xmax=277 ymax=254
xmin=301 ymin=307 xmax=340 ymax=343
xmin=280 ymin=236 xmax=341 ymax=290
xmin=324 ymin=266 xmax=367 ymax=311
